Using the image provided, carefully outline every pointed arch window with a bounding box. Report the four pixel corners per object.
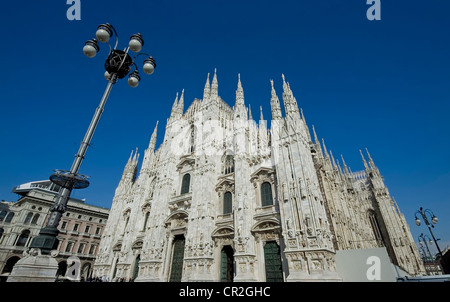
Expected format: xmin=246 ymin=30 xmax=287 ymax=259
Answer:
xmin=261 ymin=182 xmax=273 ymax=207
xmin=223 ymin=192 xmax=233 ymax=215
xmin=181 ymin=173 xmax=191 ymax=195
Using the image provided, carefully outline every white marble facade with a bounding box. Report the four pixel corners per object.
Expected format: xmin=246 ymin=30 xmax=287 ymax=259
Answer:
xmin=92 ymin=70 xmax=425 ymax=282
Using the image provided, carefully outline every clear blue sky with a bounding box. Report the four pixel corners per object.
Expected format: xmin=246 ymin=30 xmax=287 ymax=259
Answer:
xmin=0 ymin=1 xmax=449 ymax=253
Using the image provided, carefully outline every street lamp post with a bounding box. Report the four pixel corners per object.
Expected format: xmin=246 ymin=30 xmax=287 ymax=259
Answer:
xmin=414 ymin=207 xmax=448 ymax=274
xmin=30 ymin=23 xmax=156 ymax=255
xmin=418 ymin=233 xmax=440 ymax=275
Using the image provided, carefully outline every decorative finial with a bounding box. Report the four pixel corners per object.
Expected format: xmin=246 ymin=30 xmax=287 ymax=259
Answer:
xmin=360 ymin=149 xmax=370 ymax=170
xmin=312 ymin=125 xmax=319 ymax=144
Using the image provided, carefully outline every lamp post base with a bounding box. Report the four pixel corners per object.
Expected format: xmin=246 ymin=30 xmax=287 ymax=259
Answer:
xmin=29 ymin=226 xmax=60 ymax=255
xmin=7 ymin=248 xmax=59 ymax=282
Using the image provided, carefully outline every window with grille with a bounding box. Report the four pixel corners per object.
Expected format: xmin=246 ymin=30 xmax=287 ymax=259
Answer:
xmin=181 ymin=174 xmax=191 ymax=194
xmin=223 ymin=192 xmax=232 ymax=214
xmin=261 ymin=182 xmax=273 ymax=207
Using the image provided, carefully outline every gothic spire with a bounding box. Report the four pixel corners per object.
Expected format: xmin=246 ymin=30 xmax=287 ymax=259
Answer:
xmin=211 ymin=68 xmax=218 ymax=99
xmin=177 ymin=89 xmax=185 ymax=115
xmin=236 ymin=73 xmax=244 ymax=105
xmin=330 ymin=150 xmax=337 ymax=170
xmin=270 ymin=79 xmax=282 ymax=120
xmin=281 ymin=74 xmax=290 ymax=115
xmin=248 ymin=103 xmax=253 ymax=120
xmin=312 ymin=125 xmax=319 ymax=145
xmin=281 ymin=74 xmax=300 ymax=120
xmin=360 ymin=149 xmax=370 ymax=171
xmin=172 ymin=92 xmax=178 ymax=110
xmin=234 ymin=74 xmax=247 ymax=120
xmin=365 ymin=148 xmax=375 ymax=167
xmin=258 ymin=105 xmax=268 ymax=150
xmin=127 ymin=149 xmax=134 ymax=164
xmin=259 ymin=106 xmax=267 ymax=132
xmin=322 ymin=138 xmax=330 ymax=159
xmin=170 ymin=92 xmax=179 ymax=120
xmin=336 ymin=159 xmax=344 ymax=176
xmin=132 ymin=147 xmax=139 ymax=163
xmin=122 ymin=148 xmax=139 ymax=182
xmin=282 ymin=74 xmax=288 ymax=93
xmin=312 ymin=125 xmax=323 ymax=158
xmin=341 ymin=154 xmax=350 ymax=175
xmin=148 ymin=120 xmax=158 ymax=151
xmin=365 ymin=148 xmax=380 ymax=175
xmin=203 ymin=73 xmax=211 ymax=102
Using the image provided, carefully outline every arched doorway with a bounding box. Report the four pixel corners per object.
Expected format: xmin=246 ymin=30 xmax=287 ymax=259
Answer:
xmin=2 ymin=256 xmax=20 ymax=274
xmin=1 ymin=256 xmax=20 ymax=282
xmin=264 ymin=241 xmax=284 ymax=282
xmin=220 ymin=245 xmax=234 ymax=282
xmin=169 ymin=235 xmax=185 ymax=282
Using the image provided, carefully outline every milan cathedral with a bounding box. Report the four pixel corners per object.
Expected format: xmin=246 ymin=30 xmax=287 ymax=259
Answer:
xmin=93 ymin=70 xmax=425 ymax=281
